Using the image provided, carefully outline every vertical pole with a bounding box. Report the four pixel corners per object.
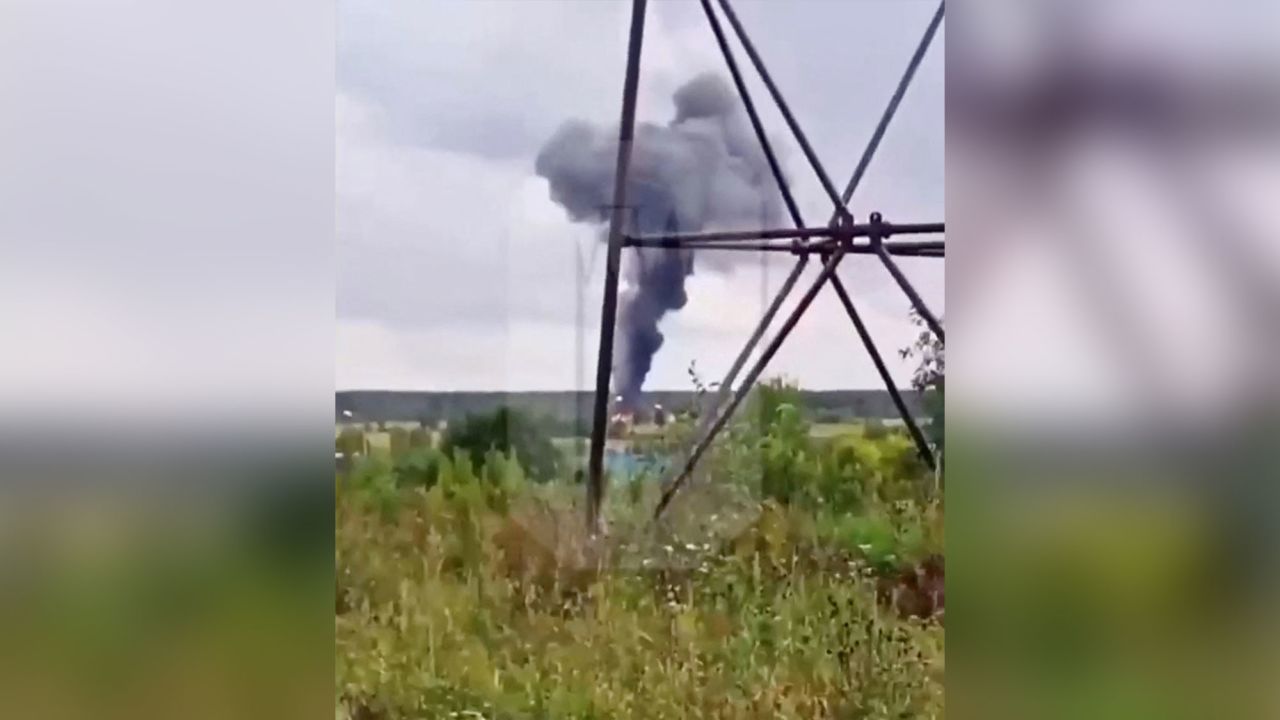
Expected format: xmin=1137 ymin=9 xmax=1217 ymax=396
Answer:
xmin=587 ymin=0 xmax=648 ymax=536
xmin=575 ymin=241 xmax=587 ymax=470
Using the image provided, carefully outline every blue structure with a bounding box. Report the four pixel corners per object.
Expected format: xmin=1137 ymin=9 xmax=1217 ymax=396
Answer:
xmin=604 ymin=448 xmax=669 ymax=482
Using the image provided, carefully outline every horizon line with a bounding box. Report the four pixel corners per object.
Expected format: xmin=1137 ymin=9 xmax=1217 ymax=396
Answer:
xmin=334 ymin=387 xmax=920 ymax=394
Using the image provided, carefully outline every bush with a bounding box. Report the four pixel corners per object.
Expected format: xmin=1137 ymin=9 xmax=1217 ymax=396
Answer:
xmin=439 ymin=406 xmax=561 ymax=482
xmin=336 ymin=427 xmax=365 ymax=459
xmin=923 ymin=382 xmax=944 ymax=451
xmin=745 ymin=376 xmax=806 ymax=437
xmin=335 ymin=435 xmax=944 ymax=719
xmin=334 ymin=379 xmax=945 ymax=718
xmin=391 ymin=446 xmax=444 ymax=489
xmin=408 ymin=425 xmax=433 ymax=449
xmin=387 ymin=426 xmax=410 ymax=460
xmin=863 ymin=418 xmax=889 ymax=440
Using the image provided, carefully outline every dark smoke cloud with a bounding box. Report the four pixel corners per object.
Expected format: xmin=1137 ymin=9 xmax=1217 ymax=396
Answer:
xmin=535 ymin=73 xmax=781 ymax=406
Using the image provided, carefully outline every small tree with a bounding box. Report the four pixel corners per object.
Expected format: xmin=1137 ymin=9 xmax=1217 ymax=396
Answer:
xmin=439 ymin=406 xmax=561 ymax=483
xmin=899 ymin=308 xmax=944 ymax=451
xmin=337 ymin=427 xmax=365 ymax=459
xmin=388 ymin=426 xmax=410 ymax=460
xmin=746 ymin=376 xmax=806 ymax=439
xmin=408 ymin=426 xmax=433 ymax=450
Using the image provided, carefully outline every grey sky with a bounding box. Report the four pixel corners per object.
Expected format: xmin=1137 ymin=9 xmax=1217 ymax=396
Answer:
xmin=1 ymin=0 xmax=333 ymax=422
xmin=336 ymin=0 xmax=945 ymax=392
xmin=4 ymin=0 xmax=1273 ymax=430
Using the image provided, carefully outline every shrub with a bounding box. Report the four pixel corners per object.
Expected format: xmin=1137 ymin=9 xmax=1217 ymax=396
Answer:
xmin=408 ymin=425 xmax=433 ymax=449
xmin=335 ymin=442 xmax=944 ymax=719
xmin=745 ymin=376 xmax=806 ymax=438
xmin=336 ymin=427 xmax=365 ymax=459
xmin=440 ymin=406 xmax=561 ymax=482
xmin=334 ymin=380 xmax=945 ymax=718
xmin=863 ymin=418 xmax=889 ymax=440
xmin=923 ymin=382 xmax=944 ymax=451
xmin=387 ymin=426 xmax=410 ymax=460
xmin=391 ymin=446 xmax=444 ymax=489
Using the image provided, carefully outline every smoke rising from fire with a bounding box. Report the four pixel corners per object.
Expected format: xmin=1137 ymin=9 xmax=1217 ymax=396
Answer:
xmin=535 ymin=73 xmax=781 ymax=407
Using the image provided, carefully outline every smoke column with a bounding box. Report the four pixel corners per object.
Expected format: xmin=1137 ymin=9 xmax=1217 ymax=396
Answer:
xmin=535 ymin=73 xmax=781 ymax=407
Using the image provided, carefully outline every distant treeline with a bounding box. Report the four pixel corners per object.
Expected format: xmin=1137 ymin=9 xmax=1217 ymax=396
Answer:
xmin=336 ymin=389 xmax=923 ymax=432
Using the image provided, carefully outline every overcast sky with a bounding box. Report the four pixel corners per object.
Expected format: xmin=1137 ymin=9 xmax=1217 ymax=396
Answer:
xmin=3 ymin=0 xmax=1275 ymax=430
xmin=1 ymin=0 xmax=333 ymax=423
xmin=336 ymin=0 xmax=945 ymax=392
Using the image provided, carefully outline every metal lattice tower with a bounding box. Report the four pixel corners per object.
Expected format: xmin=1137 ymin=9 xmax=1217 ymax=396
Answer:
xmin=586 ymin=0 xmax=946 ymax=534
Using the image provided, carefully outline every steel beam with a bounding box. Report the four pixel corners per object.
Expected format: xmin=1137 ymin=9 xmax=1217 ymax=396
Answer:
xmin=624 ymin=235 xmax=944 ymax=255
xmin=653 ymin=247 xmax=850 ymax=521
xmin=842 ymin=1 xmax=945 ymax=199
xmin=828 ymin=272 xmax=936 ymax=469
xmin=869 ymin=213 xmax=945 ymax=341
xmin=715 ymin=0 xmax=852 ymax=220
xmin=586 ymin=0 xmax=648 ymax=536
xmin=642 ymin=0 xmax=948 ymax=523
xmin=625 ymin=223 xmax=945 ymax=246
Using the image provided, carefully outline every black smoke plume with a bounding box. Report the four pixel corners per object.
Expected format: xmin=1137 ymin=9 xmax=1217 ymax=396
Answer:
xmin=535 ymin=73 xmax=781 ymax=408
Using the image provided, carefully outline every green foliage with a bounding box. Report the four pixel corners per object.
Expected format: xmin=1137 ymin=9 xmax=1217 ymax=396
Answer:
xmin=408 ymin=425 xmax=433 ymax=450
xmin=744 ymin=376 xmax=806 ymax=437
xmin=532 ymin=412 xmax=590 ymax=438
xmin=863 ymin=418 xmax=889 ymax=441
xmin=391 ymin=446 xmax=444 ymax=490
xmin=701 ymin=378 xmax=937 ymax=515
xmin=922 ymin=382 xmax=944 ymax=451
xmin=387 ymin=426 xmax=410 ymax=460
xmin=440 ymin=406 xmax=561 ymax=483
xmin=335 ymin=381 xmax=944 ymax=718
xmin=336 ymin=462 xmax=942 ymax=719
xmin=900 ymin=308 xmax=944 ymax=453
xmin=336 ymin=427 xmax=365 ymax=459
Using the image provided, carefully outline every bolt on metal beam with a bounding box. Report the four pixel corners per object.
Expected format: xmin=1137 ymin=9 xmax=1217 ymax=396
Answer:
xmin=624 ymin=222 xmax=945 ymax=246
xmin=620 ymin=0 xmax=947 ymax=524
xmin=650 ymin=0 xmax=948 ymax=519
xmin=624 ymin=239 xmax=944 ymax=255
xmin=869 ymin=213 xmax=945 ymax=342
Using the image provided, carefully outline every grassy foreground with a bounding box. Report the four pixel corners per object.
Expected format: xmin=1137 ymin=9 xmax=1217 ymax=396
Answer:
xmin=336 ymin=386 xmax=944 ymax=719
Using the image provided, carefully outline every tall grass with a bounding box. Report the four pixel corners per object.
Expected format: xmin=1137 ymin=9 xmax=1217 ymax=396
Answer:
xmin=336 ymin=384 xmax=943 ymax=719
